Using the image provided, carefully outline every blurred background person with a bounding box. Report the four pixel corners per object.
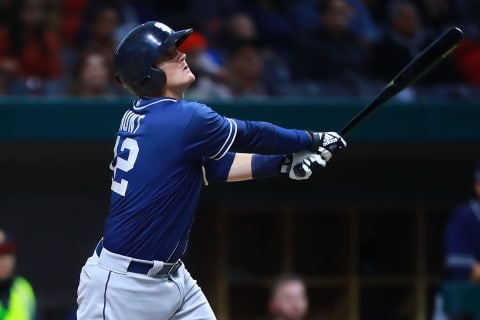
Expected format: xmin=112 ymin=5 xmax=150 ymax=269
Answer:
xmin=218 ymin=11 xmax=292 ymax=96
xmin=67 ymin=49 xmax=124 ymax=98
xmin=242 ymin=0 xmax=295 ymax=62
xmin=444 ymin=162 xmax=480 ymax=282
xmin=451 ymin=31 xmax=480 ymax=87
xmin=75 ymin=3 xmax=120 ymax=70
xmin=268 ymin=274 xmax=309 ymax=320
xmin=431 ymin=162 xmax=480 ymax=320
xmin=370 ymin=0 xmax=460 ymax=88
xmin=59 ymin=0 xmax=88 ymax=49
xmin=290 ymin=0 xmax=372 ymax=96
xmin=223 ymin=37 xmax=269 ymax=98
xmin=0 ymin=0 xmax=63 ymax=95
xmin=293 ymin=0 xmax=380 ymax=42
xmin=0 ymin=229 xmax=37 ymax=320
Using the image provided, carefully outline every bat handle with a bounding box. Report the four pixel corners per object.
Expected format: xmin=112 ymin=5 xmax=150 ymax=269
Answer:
xmin=292 ymin=143 xmax=340 ymax=178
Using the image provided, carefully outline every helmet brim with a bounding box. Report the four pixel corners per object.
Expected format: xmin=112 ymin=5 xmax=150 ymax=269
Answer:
xmin=169 ymin=28 xmax=194 ymax=49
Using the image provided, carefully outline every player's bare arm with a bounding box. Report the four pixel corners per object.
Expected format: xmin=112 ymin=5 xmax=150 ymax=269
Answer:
xmin=226 ymin=153 xmax=253 ymax=181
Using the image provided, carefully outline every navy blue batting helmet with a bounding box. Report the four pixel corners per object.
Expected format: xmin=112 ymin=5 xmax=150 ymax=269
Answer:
xmin=114 ymin=21 xmax=193 ymax=97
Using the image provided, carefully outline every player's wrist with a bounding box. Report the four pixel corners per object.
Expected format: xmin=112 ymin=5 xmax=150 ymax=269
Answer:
xmin=251 ymin=154 xmax=284 ymax=179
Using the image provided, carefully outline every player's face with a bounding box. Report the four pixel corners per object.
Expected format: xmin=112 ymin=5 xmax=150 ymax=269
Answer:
xmin=0 ymin=253 xmax=15 ymax=281
xmin=269 ymin=281 xmax=308 ymax=320
xmin=155 ymin=46 xmax=195 ymax=98
xmin=474 ymin=181 xmax=480 ymax=198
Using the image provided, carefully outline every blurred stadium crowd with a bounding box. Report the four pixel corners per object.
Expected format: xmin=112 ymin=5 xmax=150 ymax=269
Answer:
xmin=0 ymin=0 xmax=480 ymax=100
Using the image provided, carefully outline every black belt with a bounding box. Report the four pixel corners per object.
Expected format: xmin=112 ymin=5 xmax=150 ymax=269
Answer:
xmin=95 ymin=240 xmax=182 ymax=276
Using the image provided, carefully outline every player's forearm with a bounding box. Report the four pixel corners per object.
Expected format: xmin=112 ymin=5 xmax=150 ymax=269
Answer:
xmin=231 ymin=119 xmax=312 ymax=154
xmin=226 ymin=153 xmax=253 ymax=182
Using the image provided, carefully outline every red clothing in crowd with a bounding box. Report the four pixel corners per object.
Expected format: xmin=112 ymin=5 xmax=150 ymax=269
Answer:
xmin=453 ymin=39 xmax=480 ymax=86
xmin=0 ymin=27 xmax=62 ymax=79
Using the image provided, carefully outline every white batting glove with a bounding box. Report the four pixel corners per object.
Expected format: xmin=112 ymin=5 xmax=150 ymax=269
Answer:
xmin=281 ymin=151 xmax=326 ymax=180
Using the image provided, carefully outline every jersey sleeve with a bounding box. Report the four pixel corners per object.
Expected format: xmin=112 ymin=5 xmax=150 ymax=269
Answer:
xmin=182 ymin=102 xmax=237 ymax=160
xmin=203 ymin=152 xmax=236 ymax=182
xmin=181 ymin=101 xmax=313 ymax=159
xmin=231 ymin=119 xmax=312 ymax=154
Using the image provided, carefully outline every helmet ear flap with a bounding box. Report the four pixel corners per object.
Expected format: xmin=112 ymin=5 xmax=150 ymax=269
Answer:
xmin=114 ymin=74 xmax=122 ymax=85
xmin=138 ymin=75 xmax=152 ymax=87
xmin=135 ymin=69 xmax=166 ymax=97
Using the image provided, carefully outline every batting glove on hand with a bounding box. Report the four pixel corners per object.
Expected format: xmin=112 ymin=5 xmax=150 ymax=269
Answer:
xmin=310 ymin=131 xmax=347 ymax=161
xmin=281 ymin=151 xmax=326 ymax=180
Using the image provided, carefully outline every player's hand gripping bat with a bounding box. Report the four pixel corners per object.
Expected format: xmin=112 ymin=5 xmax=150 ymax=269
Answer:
xmin=294 ymin=26 xmax=464 ymax=177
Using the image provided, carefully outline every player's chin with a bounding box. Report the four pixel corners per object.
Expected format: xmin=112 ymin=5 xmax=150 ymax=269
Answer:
xmin=186 ymin=70 xmax=196 ymax=82
xmin=185 ymin=73 xmax=196 ymax=86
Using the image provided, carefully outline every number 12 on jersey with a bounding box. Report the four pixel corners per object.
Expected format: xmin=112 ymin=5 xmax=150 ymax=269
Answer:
xmin=110 ymin=136 xmax=139 ymax=196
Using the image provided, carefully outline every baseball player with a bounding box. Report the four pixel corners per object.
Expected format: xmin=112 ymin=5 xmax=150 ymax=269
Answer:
xmin=76 ymin=21 xmax=347 ymax=320
xmin=445 ymin=162 xmax=480 ymax=281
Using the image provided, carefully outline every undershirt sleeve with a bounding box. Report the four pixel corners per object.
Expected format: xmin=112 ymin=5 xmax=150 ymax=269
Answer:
xmin=230 ymin=119 xmax=312 ymax=154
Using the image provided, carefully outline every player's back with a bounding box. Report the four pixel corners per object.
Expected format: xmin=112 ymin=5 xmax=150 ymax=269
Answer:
xmin=103 ymin=97 xmax=217 ymax=261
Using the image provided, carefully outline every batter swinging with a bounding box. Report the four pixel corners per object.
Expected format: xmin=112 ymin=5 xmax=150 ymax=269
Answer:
xmin=76 ymin=21 xmax=347 ymax=320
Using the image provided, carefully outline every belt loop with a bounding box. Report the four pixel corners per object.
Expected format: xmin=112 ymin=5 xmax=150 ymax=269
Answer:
xmin=147 ymin=261 xmax=165 ymax=277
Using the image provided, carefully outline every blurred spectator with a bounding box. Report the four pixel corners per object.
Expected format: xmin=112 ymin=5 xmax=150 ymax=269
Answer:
xmin=0 ymin=0 xmax=63 ymax=95
xmin=180 ymin=31 xmax=231 ymax=100
xmin=218 ymin=11 xmax=292 ymax=96
xmin=67 ymin=49 xmax=123 ymax=98
xmin=432 ymin=162 xmax=480 ymax=320
xmin=221 ymin=11 xmax=259 ymax=41
xmin=444 ymin=162 xmax=480 ymax=281
xmin=81 ymin=0 xmax=160 ymax=43
xmin=268 ymin=273 xmax=309 ymax=320
xmin=223 ymin=37 xmax=269 ymax=98
xmin=0 ymin=229 xmax=37 ymax=320
xmin=452 ymin=34 xmax=480 ymax=86
xmin=293 ymin=0 xmax=380 ymax=43
xmin=346 ymin=0 xmax=380 ymax=42
xmin=59 ymin=0 xmax=89 ymax=48
xmin=290 ymin=0 xmax=371 ymax=93
xmin=370 ymin=0 xmax=460 ymax=86
xmin=216 ymin=11 xmax=259 ymax=65
xmin=244 ymin=0 xmax=295 ymax=61
xmin=77 ymin=3 xmax=120 ymax=68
